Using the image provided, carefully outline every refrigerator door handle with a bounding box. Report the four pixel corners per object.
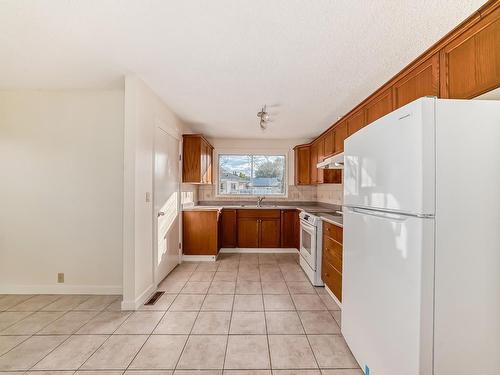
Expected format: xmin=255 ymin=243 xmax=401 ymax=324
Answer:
xmin=346 ymin=206 xmax=409 ymax=222
xmin=345 ymin=205 xmax=434 ymax=219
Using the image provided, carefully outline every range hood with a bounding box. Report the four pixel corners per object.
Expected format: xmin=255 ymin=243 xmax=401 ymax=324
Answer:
xmin=317 ymin=152 xmax=344 ymax=169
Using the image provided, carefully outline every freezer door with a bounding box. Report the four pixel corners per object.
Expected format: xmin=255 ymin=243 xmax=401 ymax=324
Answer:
xmin=344 ymin=97 xmax=435 ymax=216
xmin=342 ymin=207 xmax=434 ymax=375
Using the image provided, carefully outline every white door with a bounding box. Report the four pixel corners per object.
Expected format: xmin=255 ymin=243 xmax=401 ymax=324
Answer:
xmin=343 ymin=97 xmax=436 ymax=216
xmin=154 ymin=127 xmax=180 ymax=284
xmin=342 ymin=207 xmax=435 ymax=375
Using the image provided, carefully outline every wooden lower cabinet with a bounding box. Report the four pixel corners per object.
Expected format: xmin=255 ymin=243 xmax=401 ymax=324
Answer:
xmin=281 ymin=209 xmax=300 ymax=249
xmin=322 ymin=221 xmax=343 ymax=302
xmin=182 ymin=210 xmax=220 ymax=255
xmin=184 ymin=208 xmax=300 ymax=252
xmin=220 ymin=209 xmax=237 ymax=247
xmin=237 ymin=209 xmax=281 ymax=248
xmin=260 ymin=218 xmax=281 ymax=248
xmin=237 ymin=217 xmax=260 ymax=248
xmin=322 ymin=261 xmax=342 ymax=302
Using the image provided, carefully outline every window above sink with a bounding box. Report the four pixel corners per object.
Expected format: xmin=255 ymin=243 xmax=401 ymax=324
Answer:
xmin=217 ymin=153 xmax=287 ymax=197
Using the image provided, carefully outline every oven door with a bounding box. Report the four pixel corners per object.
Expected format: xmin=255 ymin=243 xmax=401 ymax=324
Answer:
xmin=300 ymin=219 xmax=317 ymax=269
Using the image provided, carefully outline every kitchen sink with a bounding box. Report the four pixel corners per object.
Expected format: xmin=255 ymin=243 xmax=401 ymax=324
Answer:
xmin=239 ymin=204 xmax=280 ymax=208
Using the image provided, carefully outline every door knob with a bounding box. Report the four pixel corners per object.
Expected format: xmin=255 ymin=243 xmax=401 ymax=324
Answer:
xmin=158 ymin=211 xmax=165 ymax=217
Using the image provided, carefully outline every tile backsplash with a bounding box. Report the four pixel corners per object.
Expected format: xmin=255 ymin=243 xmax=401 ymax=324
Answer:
xmin=196 ymin=183 xmax=343 ymax=205
xmin=181 ymin=183 xmax=198 ymax=207
xmin=316 ymin=184 xmax=343 ymax=205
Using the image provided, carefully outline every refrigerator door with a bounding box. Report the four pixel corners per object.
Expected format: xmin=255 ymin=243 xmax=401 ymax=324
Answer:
xmin=344 ymin=97 xmax=435 ymax=216
xmin=342 ymin=207 xmax=434 ymax=375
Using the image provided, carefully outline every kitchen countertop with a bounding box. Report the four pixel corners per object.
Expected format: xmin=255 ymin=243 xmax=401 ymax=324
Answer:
xmin=182 ymin=202 xmax=344 ymax=227
xmin=182 ymin=202 xmax=341 ymax=213
xmin=317 ymin=213 xmax=343 ymax=228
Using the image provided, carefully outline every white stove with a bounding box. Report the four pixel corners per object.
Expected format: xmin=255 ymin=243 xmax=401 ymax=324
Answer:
xmin=299 ymin=209 xmax=341 ymax=286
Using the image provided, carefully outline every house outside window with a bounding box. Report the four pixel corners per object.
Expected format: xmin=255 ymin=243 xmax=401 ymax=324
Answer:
xmin=217 ymin=154 xmax=286 ymax=196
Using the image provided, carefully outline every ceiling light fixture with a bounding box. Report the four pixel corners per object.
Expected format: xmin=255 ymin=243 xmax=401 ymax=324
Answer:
xmin=257 ymin=105 xmax=270 ymax=130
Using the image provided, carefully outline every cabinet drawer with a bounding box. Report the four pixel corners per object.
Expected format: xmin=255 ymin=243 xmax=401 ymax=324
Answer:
xmin=323 ymin=221 xmax=343 ymax=243
xmin=323 ymin=235 xmax=342 ymax=273
xmin=322 ymin=259 xmax=342 ymax=302
xmin=238 ymin=209 xmax=281 ymax=218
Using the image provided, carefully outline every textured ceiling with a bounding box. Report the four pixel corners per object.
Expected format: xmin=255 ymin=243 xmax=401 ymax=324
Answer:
xmin=0 ymin=0 xmax=488 ymax=139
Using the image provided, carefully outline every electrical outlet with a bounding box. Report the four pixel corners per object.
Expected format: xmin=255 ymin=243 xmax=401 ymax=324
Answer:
xmin=145 ymin=192 xmax=151 ymax=202
xmin=57 ymin=273 xmax=64 ymax=283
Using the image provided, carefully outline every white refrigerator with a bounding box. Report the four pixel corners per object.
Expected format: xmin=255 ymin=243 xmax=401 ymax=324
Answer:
xmin=342 ymin=97 xmax=500 ymax=375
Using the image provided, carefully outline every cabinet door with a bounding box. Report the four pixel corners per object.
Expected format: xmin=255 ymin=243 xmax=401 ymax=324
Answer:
xmin=323 ymin=129 xmax=335 ymax=157
xmin=206 ymin=145 xmax=213 ymax=184
xmin=260 ymin=218 xmax=281 ymax=248
xmin=316 ymin=139 xmax=324 ymax=184
xmin=365 ymin=88 xmax=394 ymax=125
xmin=237 ymin=218 xmax=259 ymax=248
xmin=333 ymin=121 xmax=348 ymax=154
xmin=294 ymin=146 xmax=311 ymax=185
xmin=201 ymin=141 xmax=208 ymax=184
xmin=322 ymin=258 xmax=342 ymax=302
xmin=182 ymin=136 xmax=202 ymax=183
xmin=310 ymin=142 xmax=318 ymax=184
xmin=221 ymin=209 xmax=237 ymax=247
xmin=347 ymin=109 xmax=366 ymax=136
xmin=393 ymin=53 xmax=440 ymax=108
xmin=281 ymin=210 xmax=299 ymax=248
xmin=183 ymin=211 xmax=218 ymax=255
xmin=440 ymin=10 xmax=500 ymax=99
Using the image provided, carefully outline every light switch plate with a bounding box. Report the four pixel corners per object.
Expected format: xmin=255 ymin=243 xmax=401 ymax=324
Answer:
xmin=145 ymin=192 xmax=151 ymax=202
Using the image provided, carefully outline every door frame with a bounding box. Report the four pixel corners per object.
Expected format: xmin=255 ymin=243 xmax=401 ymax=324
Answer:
xmin=152 ymin=121 xmax=182 ymax=286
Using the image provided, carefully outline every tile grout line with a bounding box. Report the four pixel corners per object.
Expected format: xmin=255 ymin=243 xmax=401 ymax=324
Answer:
xmin=279 ymin=255 xmax=323 ymax=372
xmin=74 ymin=280 xmax=186 ymax=373
xmin=220 ymin=253 xmax=239 ymax=371
xmin=0 ymin=296 xmax=100 ymax=365
xmin=25 ymin=296 xmax=120 ymax=372
xmin=261 ymin=254 xmax=273 ymax=372
xmin=172 ymin=261 xmax=215 ymax=372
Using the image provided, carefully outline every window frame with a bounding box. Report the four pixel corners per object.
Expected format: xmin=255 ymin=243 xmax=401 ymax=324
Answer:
xmin=215 ymin=149 xmax=288 ymax=198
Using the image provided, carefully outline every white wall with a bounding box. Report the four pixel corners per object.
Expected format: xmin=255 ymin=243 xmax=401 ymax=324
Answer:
xmin=122 ymin=76 xmax=190 ymax=309
xmin=0 ymin=90 xmax=124 ymax=294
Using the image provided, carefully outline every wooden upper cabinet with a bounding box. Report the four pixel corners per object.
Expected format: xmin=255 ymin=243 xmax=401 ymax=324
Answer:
xmin=293 ymin=3 xmax=499 ymax=177
xmin=316 ymin=138 xmax=325 ymax=184
xmin=294 ymin=145 xmax=311 ymax=185
xmin=333 ymin=121 xmax=348 ymax=154
xmin=393 ymin=53 xmax=440 ymax=109
xmin=323 ymin=129 xmax=335 ymax=157
xmin=346 ymin=109 xmax=366 ymax=136
xmin=310 ymin=141 xmax=318 ymax=184
xmin=182 ymin=134 xmax=214 ymax=184
xmin=365 ymin=87 xmax=394 ymax=125
xmin=440 ymin=7 xmax=500 ymax=99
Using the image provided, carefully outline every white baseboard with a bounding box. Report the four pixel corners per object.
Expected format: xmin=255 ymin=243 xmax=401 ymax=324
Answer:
xmin=182 ymin=254 xmax=218 ymax=262
xmin=0 ymin=284 xmax=122 ymax=295
xmin=325 ymin=284 xmax=342 ymax=309
xmin=121 ymin=283 xmax=156 ymax=311
xmin=220 ymin=248 xmax=299 ymax=254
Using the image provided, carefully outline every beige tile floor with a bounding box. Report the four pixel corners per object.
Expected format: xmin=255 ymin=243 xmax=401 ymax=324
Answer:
xmin=0 ymin=252 xmax=362 ymax=374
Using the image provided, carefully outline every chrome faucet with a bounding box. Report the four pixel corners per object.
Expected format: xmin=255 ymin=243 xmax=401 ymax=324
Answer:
xmin=257 ymin=196 xmax=265 ymax=207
